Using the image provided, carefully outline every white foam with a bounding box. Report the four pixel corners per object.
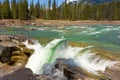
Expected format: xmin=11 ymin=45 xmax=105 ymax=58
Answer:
xmin=23 ymin=40 xmax=43 ymax=74
xmin=75 ymin=52 xmax=118 ymax=74
xmin=106 ymin=26 xmax=113 ymax=28
xmin=118 ymin=36 xmax=120 ymax=38
xmin=23 ymin=39 xmax=118 ymax=75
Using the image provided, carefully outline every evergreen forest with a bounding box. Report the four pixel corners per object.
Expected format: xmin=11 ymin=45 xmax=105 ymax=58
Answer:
xmin=0 ymin=0 xmax=120 ymax=21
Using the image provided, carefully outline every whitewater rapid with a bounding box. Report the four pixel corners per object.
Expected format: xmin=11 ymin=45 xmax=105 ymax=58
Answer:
xmin=23 ymin=39 xmax=118 ymax=75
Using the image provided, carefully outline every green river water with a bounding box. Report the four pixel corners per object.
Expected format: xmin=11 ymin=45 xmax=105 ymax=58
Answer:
xmin=0 ymin=24 xmax=120 ymax=54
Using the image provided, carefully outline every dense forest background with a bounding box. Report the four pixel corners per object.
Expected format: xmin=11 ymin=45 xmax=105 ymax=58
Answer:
xmin=0 ymin=0 xmax=120 ymax=20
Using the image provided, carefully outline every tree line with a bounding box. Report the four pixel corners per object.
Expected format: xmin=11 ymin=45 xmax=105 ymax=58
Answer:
xmin=0 ymin=0 xmax=120 ymax=20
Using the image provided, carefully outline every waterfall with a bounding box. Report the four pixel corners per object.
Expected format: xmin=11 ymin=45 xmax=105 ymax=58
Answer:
xmin=23 ymin=39 xmax=67 ymax=74
xmin=23 ymin=39 xmax=118 ymax=75
xmin=23 ymin=40 xmax=43 ymax=74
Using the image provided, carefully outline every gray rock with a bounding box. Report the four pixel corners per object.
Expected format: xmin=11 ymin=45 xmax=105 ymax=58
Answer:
xmin=42 ymin=63 xmax=54 ymax=75
xmin=55 ymin=58 xmax=95 ymax=80
xmin=1 ymin=68 xmax=37 ymax=80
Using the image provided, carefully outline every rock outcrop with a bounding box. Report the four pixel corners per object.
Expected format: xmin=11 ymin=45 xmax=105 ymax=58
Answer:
xmin=104 ymin=62 xmax=120 ymax=80
xmin=0 ymin=46 xmax=19 ymax=63
xmin=0 ymin=34 xmax=34 ymax=77
xmin=0 ymin=68 xmax=37 ymax=80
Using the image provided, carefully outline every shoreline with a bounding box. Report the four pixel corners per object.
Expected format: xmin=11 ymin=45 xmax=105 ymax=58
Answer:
xmin=0 ymin=19 xmax=120 ymax=27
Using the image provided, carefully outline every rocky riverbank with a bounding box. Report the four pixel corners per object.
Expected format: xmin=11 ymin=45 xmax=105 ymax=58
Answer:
xmin=0 ymin=34 xmax=34 ymax=77
xmin=1 ymin=19 xmax=120 ymax=28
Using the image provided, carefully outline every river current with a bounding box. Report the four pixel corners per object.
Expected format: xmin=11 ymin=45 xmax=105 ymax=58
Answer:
xmin=0 ymin=24 xmax=120 ymax=75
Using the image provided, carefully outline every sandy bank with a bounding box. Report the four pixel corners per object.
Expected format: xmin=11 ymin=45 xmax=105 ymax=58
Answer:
xmin=0 ymin=19 xmax=120 ymax=27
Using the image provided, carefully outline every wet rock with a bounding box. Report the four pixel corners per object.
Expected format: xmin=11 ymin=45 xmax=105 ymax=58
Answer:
xmin=38 ymin=58 xmax=96 ymax=80
xmin=0 ymin=35 xmax=33 ymax=78
xmin=55 ymin=58 xmax=97 ymax=80
xmin=0 ymin=64 xmax=22 ymax=77
xmin=0 ymin=41 xmax=18 ymax=47
xmin=52 ymin=69 xmax=68 ymax=80
xmin=0 ymin=46 xmax=19 ymax=63
xmin=0 ymin=35 xmax=34 ymax=66
xmin=42 ymin=63 xmax=54 ymax=75
xmin=6 ymin=50 xmax=30 ymax=66
xmin=0 ymin=35 xmax=34 ymax=78
xmin=31 ymin=23 xmax=36 ymax=26
xmin=0 ymin=22 xmax=6 ymax=27
xmin=104 ymin=62 xmax=120 ymax=80
xmin=37 ymin=69 xmax=68 ymax=80
xmin=1 ymin=68 xmax=37 ymax=80
xmin=38 ymin=62 xmax=67 ymax=80
xmin=99 ymin=78 xmax=111 ymax=80
xmin=37 ymin=75 xmax=52 ymax=80
xmin=30 ymin=27 xmax=39 ymax=31
xmin=9 ymin=45 xmax=33 ymax=66
xmin=0 ymin=34 xmax=31 ymax=44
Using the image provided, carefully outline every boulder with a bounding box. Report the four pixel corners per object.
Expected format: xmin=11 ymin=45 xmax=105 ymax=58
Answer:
xmin=0 ymin=64 xmax=21 ymax=77
xmin=0 ymin=68 xmax=37 ymax=80
xmin=37 ymin=58 xmax=97 ymax=80
xmin=104 ymin=62 xmax=120 ymax=80
xmin=37 ymin=69 xmax=68 ymax=80
xmin=37 ymin=62 xmax=67 ymax=80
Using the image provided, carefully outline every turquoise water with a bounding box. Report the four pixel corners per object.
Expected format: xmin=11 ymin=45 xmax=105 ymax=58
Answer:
xmin=0 ymin=25 xmax=120 ymax=54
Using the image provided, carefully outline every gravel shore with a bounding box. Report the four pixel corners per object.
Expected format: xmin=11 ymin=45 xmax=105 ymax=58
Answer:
xmin=0 ymin=19 xmax=120 ymax=28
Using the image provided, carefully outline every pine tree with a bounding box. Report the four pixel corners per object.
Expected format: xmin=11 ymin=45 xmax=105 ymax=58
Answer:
xmin=0 ymin=1 xmax=1 ymax=19
xmin=11 ymin=0 xmax=18 ymax=19
xmin=29 ymin=0 xmax=35 ymax=19
xmin=18 ymin=0 xmax=29 ymax=20
xmin=81 ymin=4 xmax=91 ymax=20
xmin=47 ymin=0 xmax=51 ymax=19
xmin=62 ymin=0 xmax=68 ymax=19
xmin=51 ymin=0 xmax=57 ymax=19
xmin=2 ymin=0 xmax=11 ymax=19
xmin=91 ymin=5 xmax=97 ymax=20
xmin=111 ymin=2 xmax=117 ymax=20
xmin=58 ymin=3 xmax=63 ymax=19
xmin=40 ymin=4 xmax=46 ymax=19
xmin=34 ymin=0 xmax=40 ymax=18
xmin=18 ymin=0 xmax=23 ymax=19
xmin=77 ymin=3 xmax=81 ymax=20
xmin=23 ymin=0 xmax=29 ymax=19
xmin=67 ymin=2 xmax=71 ymax=20
xmin=108 ymin=2 xmax=114 ymax=20
xmin=117 ymin=1 xmax=120 ymax=20
xmin=96 ymin=5 xmax=100 ymax=20
xmin=72 ymin=2 xmax=77 ymax=20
